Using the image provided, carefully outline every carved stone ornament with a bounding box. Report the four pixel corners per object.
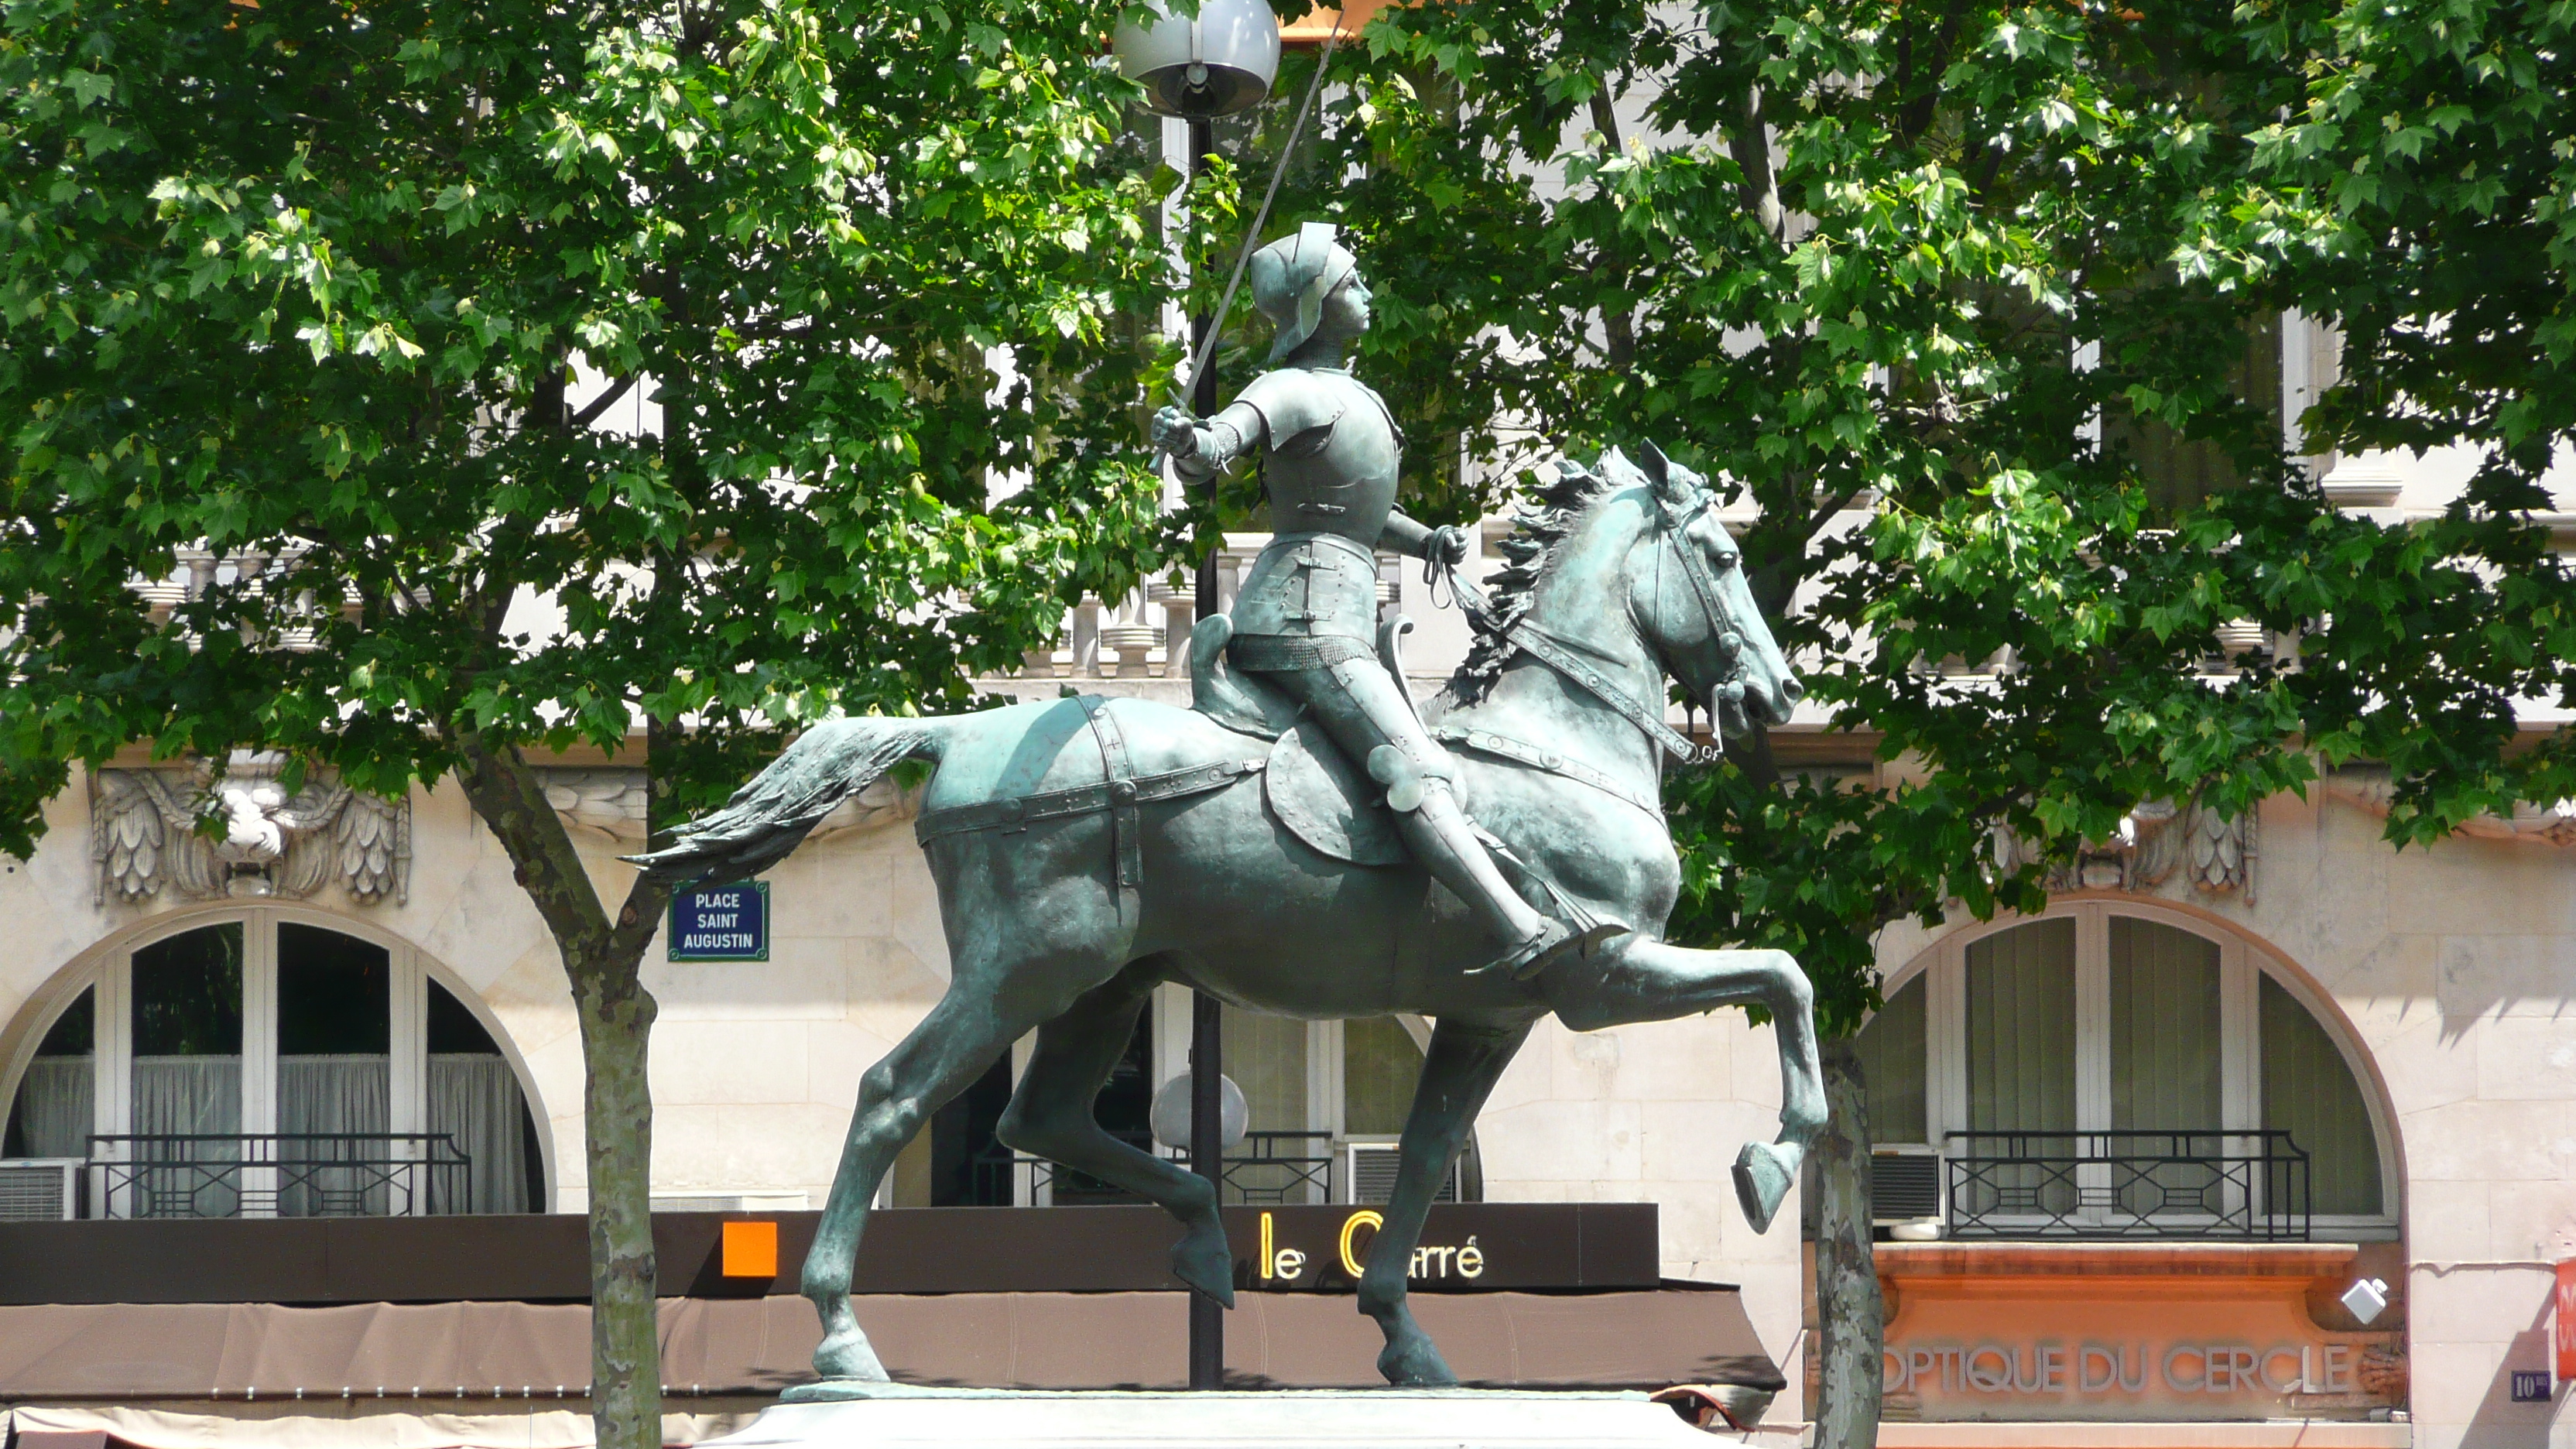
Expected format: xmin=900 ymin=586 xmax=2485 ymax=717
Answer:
xmin=2324 ymin=766 xmax=2576 ymax=846
xmin=91 ymin=757 xmax=409 ymax=906
xmin=1995 ymin=795 xmax=2256 ymax=903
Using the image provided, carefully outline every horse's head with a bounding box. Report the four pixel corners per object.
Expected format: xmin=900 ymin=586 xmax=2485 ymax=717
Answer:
xmin=1622 ymin=442 xmax=1802 ymax=738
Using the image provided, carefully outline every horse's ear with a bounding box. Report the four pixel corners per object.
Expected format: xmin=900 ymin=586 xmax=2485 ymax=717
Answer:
xmin=1639 ymin=438 xmax=1694 ymax=509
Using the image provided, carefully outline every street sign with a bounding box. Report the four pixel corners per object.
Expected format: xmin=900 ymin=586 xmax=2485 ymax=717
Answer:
xmin=2512 ymin=1370 xmax=2550 ymax=1403
xmin=668 ymin=880 xmax=770 ymax=962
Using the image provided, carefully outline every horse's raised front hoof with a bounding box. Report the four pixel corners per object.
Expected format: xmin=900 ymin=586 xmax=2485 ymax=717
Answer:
xmin=812 ymin=1316 xmax=892 ymax=1382
xmin=1375 ymin=1328 xmax=1460 ymax=1388
xmin=1171 ymin=1218 xmax=1238 ymax=1309
xmin=1733 ymin=1140 xmax=1796 ymax=1234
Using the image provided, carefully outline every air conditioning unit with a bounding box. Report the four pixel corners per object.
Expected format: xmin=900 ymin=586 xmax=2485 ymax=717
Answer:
xmin=1871 ymin=1144 xmax=1944 ymax=1229
xmin=0 ymin=1159 xmax=83 ymax=1221
xmin=649 ymin=1191 xmax=809 ymax=1214
xmin=1341 ymin=1142 xmax=1458 ymax=1206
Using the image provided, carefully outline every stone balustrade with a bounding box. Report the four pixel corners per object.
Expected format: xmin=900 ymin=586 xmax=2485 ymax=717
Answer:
xmin=1009 ymin=535 xmax=1410 ymax=683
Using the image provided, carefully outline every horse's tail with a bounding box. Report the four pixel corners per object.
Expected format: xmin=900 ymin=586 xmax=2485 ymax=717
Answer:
xmin=625 ymin=715 xmax=945 ymax=886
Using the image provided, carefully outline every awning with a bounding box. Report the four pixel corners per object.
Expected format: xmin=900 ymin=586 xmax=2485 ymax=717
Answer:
xmin=0 ymin=1288 xmax=1782 ymax=1398
xmin=5 ymin=1406 xmax=755 ymax=1449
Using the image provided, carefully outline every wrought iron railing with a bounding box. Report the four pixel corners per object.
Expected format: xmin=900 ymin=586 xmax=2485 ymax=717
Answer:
xmin=971 ymin=1130 xmax=1341 ymax=1207
xmin=88 ymin=1133 xmax=472 ymax=1219
xmin=1944 ymin=1130 xmax=2311 ymax=1241
xmin=970 ymin=1130 xmax=1162 ymax=1207
xmin=1214 ymin=1132 xmax=1335 ymax=1205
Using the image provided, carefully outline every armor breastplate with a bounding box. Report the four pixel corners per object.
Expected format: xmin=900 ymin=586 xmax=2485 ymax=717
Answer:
xmin=1228 ymin=368 xmax=1403 ymax=642
xmin=1231 ymin=532 xmax=1382 ymax=641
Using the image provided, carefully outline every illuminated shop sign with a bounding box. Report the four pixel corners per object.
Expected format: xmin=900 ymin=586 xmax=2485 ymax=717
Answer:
xmin=1223 ymin=1203 xmax=1652 ymax=1293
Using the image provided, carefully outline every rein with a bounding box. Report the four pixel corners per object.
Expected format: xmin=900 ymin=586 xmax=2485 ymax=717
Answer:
xmin=1434 ymin=493 xmax=1739 ymax=769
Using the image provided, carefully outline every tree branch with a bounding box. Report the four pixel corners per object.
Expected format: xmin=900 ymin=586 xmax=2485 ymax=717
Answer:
xmin=447 ymin=731 xmax=613 ymax=955
xmin=1728 ymin=85 xmax=1789 ymax=248
xmin=1590 ymin=80 xmax=1639 ymax=375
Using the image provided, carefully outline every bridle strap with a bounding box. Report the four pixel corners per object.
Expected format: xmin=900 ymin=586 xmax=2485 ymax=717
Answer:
xmin=1433 ymin=498 xmax=1731 ymax=768
xmin=1506 ymin=619 xmax=1717 ymax=766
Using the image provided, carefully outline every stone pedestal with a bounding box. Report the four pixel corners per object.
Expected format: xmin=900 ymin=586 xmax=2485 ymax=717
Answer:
xmin=701 ymin=1389 xmax=1711 ymax=1449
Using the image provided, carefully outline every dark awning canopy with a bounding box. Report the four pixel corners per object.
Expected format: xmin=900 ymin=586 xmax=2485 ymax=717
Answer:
xmin=0 ymin=1288 xmax=1782 ymax=1399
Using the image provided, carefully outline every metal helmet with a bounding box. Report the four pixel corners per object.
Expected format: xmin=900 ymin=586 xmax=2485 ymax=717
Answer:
xmin=1249 ymin=222 xmax=1360 ymax=362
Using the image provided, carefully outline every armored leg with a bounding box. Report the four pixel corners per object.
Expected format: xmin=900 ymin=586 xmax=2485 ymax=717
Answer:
xmin=1285 ymin=656 xmax=1603 ymax=978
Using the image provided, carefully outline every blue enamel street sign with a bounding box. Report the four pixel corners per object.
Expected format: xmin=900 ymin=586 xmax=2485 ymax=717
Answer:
xmin=668 ymin=881 xmax=770 ymax=962
xmin=2510 ymin=1370 xmax=2550 ymax=1403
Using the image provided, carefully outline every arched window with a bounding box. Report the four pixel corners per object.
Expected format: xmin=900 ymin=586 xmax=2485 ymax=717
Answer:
xmin=1 ymin=912 xmax=545 ymax=1218
xmin=1855 ymin=905 xmax=2391 ymax=1235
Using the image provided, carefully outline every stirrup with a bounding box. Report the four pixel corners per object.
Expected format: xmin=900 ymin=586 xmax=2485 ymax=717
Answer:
xmin=1468 ymin=918 xmax=1624 ymax=981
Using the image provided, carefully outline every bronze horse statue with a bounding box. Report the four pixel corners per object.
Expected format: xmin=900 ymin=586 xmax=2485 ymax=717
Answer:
xmin=639 ymin=442 xmax=1823 ymax=1389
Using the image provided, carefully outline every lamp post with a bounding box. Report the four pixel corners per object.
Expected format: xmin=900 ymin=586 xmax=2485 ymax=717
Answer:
xmin=1112 ymin=0 xmax=1279 ymax=1394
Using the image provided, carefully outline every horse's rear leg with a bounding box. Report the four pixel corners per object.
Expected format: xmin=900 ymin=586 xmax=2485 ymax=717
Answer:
xmin=803 ymin=992 xmax=1033 ymax=1381
xmin=995 ymin=957 xmax=1235 ymax=1307
xmin=1358 ymin=1018 xmax=1530 ymax=1386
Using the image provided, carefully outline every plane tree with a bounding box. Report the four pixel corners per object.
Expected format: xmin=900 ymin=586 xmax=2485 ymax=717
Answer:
xmin=0 ymin=2 xmax=1175 ymax=1444
xmin=1258 ymin=0 xmax=2576 ymax=1440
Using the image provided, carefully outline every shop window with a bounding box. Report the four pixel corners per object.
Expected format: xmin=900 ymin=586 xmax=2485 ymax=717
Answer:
xmin=1852 ymin=906 xmax=2390 ymax=1235
xmin=0 ymin=913 xmax=546 ymax=1217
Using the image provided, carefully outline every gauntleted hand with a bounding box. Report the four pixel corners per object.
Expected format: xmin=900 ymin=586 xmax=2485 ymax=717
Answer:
xmin=1427 ymin=525 xmax=1471 ymax=567
xmin=1151 ymin=405 xmax=1201 ymax=457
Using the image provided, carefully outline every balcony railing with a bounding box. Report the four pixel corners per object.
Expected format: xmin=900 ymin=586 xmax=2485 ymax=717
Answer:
xmin=970 ymin=1130 xmax=1345 ymax=1208
xmin=1944 ymin=1130 xmax=2311 ymax=1242
xmin=88 ymin=1133 xmax=473 ymax=1219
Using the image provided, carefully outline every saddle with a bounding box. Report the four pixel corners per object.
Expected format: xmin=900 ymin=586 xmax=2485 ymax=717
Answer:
xmin=1190 ymin=613 xmax=1407 ymax=868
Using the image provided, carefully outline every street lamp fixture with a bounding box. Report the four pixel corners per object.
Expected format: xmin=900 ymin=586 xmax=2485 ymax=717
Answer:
xmin=1113 ymin=0 xmax=1282 ymax=118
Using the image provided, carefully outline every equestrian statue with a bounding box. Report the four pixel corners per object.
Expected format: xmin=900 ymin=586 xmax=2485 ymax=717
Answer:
xmin=636 ymin=225 xmax=1825 ymax=1390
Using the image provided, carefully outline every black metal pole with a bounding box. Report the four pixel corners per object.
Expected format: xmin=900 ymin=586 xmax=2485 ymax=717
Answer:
xmin=1184 ymin=111 xmax=1228 ymax=1396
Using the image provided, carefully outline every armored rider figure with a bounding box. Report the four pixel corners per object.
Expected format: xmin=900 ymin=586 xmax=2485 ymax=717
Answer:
xmin=1153 ymin=225 xmax=1613 ymax=980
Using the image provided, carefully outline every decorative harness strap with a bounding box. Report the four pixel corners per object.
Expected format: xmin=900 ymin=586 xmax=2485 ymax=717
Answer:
xmin=912 ymin=757 xmax=1266 ymax=846
xmin=914 ymin=696 xmax=1266 ymax=918
xmin=1430 ymin=721 xmax=1663 ymax=822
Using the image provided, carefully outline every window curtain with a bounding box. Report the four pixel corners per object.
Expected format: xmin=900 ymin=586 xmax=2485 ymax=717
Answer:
xmin=132 ymin=1056 xmax=242 ymax=1217
xmin=1221 ymin=1009 xmax=1314 ymax=1204
xmin=277 ymin=1054 xmax=391 ymax=1217
xmin=1342 ymin=1018 xmax=1423 ymax=1139
xmin=2260 ymin=977 xmax=2382 ymax=1216
xmin=2108 ymin=919 xmax=2223 ymax=1217
xmin=1855 ymin=976 xmax=1929 ymax=1144
xmin=1963 ymin=920 xmax=2077 ymax=1216
xmin=13 ymin=1057 xmax=93 ymax=1159
xmin=427 ymin=1055 xmax=529 ymax=1215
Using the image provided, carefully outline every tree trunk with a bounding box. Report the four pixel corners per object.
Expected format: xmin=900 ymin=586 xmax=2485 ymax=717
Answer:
xmin=574 ymin=944 xmax=661 ymax=1449
xmin=449 ymin=734 xmax=670 ymax=1449
xmin=1814 ymin=1037 xmax=1883 ymax=1449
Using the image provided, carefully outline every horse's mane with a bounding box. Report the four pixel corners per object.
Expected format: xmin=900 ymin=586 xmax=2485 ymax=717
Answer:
xmin=1438 ymin=453 xmax=1638 ymax=707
